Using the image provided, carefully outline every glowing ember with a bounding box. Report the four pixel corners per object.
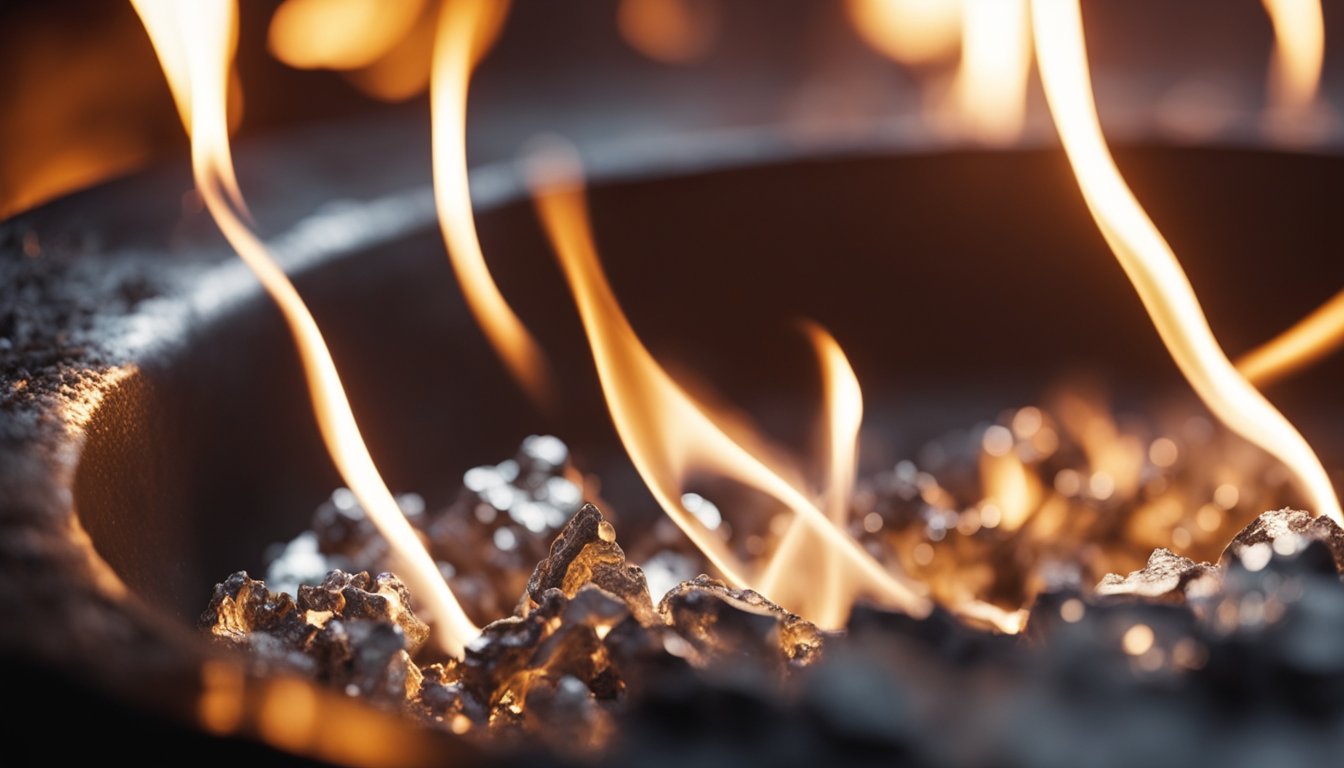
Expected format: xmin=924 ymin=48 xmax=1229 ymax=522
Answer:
xmin=130 ymin=0 xmax=477 ymax=656
xmin=1031 ymin=0 xmax=1341 ymax=524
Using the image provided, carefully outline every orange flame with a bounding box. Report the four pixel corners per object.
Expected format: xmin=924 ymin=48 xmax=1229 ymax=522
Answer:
xmin=268 ymin=0 xmax=427 ymax=71
xmin=1031 ymin=0 xmax=1341 ymax=524
xmin=431 ymin=0 xmax=550 ymax=404
xmin=526 ymin=140 xmax=929 ymax=622
xmin=617 ymin=0 xmax=720 ymax=64
xmin=949 ymin=0 xmax=1032 ymax=144
xmin=758 ymin=323 xmax=865 ymax=628
xmin=1237 ymin=290 xmax=1344 ymax=386
xmin=846 ymin=0 xmax=963 ymax=65
xmin=267 ymin=0 xmax=434 ymax=102
xmin=130 ymin=0 xmax=478 ymax=656
xmin=1261 ymin=0 xmax=1325 ymax=114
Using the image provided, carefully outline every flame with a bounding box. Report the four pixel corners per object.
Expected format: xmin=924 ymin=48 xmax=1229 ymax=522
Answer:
xmin=846 ymin=0 xmax=963 ymax=65
xmin=949 ymin=0 xmax=1031 ymax=144
xmin=431 ymin=0 xmax=550 ymax=404
xmin=1031 ymin=0 xmax=1341 ymax=524
xmin=757 ymin=323 xmax=865 ymax=628
xmin=267 ymin=0 xmax=434 ymax=102
xmin=1237 ymin=290 xmax=1344 ymax=386
xmin=130 ymin=0 xmax=478 ymax=656
xmin=268 ymin=0 xmax=427 ymax=70
xmin=617 ymin=0 xmax=719 ymax=64
xmin=1261 ymin=0 xmax=1325 ymax=114
xmin=526 ymin=140 xmax=929 ymax=622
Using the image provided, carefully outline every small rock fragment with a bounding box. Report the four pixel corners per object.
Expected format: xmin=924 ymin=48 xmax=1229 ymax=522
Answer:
xmin=1221 ymin=508 xmax=1344 ymax=574
xmin=1095 ymin=548 xmax=1219 ymax=602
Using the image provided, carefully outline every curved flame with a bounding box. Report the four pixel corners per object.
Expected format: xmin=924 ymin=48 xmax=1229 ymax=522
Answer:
xmin=1262 ymin=0 xmax=1325 ymax=114
xmin=526 ymin=141 xmax=929 ymax=620
xmin=1237 ymin=290 xmax=1344 ymax=386
xmin=432 ymin=0 xmax=550 ymax=404
xmin=130 ymin=0 xmax=478 ymax=656
xmin=756 ymin=323 xmax=864 ymax=628
xmin=1032 ymin=0 xmax=1341 ymax=524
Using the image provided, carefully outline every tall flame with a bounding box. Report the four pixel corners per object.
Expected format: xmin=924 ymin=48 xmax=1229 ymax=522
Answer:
xmin=949 ymin=0 xmax=1032 ymax=144
xmin=1261 ymin=0 xmax=1325 ymax=114
xmin=431 ymin=0 xmax=550 ymax=405
xmin=130 ymin=0 xmax=478 ymax=657
xmin=1238 ymin=290 xmax=1344 ymax=386
xmin=757 ymin=323 xmax=864 ymax=628
xmin=1031 ymin=0 xmax=1341 ymax=524
xmin=526 ymin=141 xmax=929 ymax=621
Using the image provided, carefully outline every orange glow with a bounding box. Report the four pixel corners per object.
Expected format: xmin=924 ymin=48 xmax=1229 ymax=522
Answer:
xmin=432 ymin=0 xmax=550 ymax=404
xmin=527 ymin=140 xmax=929 ymax=621
xmin=1032 ymin=0 xmax=1341 ymax=524
xmin=617 ymin=0 xmax=719 ymax=64
xmin=1237 ymin=289 xmax=1344 ymax=386
xmin=268 ymin=0 xmax=426 ymax=71
xmin=130 ymin=0 xmax=478 ymax=657
xmin=949 ymin=0 xmax=1031 ymax=144
xmin=846 ymin=0 xmax=963 ymax=65
xmin=758 ymin=323 xmax=865 ymax=628
xmin=1261 ymin=0 xmax=1325 ymax=113
xmin=979 ymin=445 xmax=1039 ymax=532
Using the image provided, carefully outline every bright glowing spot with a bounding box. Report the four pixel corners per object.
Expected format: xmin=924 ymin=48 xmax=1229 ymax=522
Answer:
xmin=1122 ymin=623 xmax=1155 ymax=655
xmin=1261 ymin=0 xmax=1325 ymax=113
xmin=1148 ymin=437 xmax=1178 ymax=468
xmin=1059 ymin=597 xmax=1085 ymax=623
xmin=1032 ymin=0 xmax=1341 ymax=524
xmin=526 ymin=139 xmax=929 ymax=622
xmin=268 ymin=0 xmax=426 ymax=70
xmin=618 ymin=0 xmax=719 ymax=64
xmin=950 ymin=0 xmax=1032 ymax=144
xmin=432 ymin=0 xmax=550 ymax=404
xmin=846 ymin=0 xmax=963 ymax=65
xmin=131 ymin=0 xmax=478 ymax=657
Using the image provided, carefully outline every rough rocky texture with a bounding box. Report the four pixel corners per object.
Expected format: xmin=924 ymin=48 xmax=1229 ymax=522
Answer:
xmin=1096 ymin=548 xmax=1220 ymax=602
xmin=201 ymin=570 xmax=426 ymax=703
xmin=1221 ymin=507 xmax=1344 ymax=572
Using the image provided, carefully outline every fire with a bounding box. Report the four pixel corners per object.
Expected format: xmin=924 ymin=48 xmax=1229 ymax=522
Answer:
xmin=1261 ymin=0 xmax=1325 ymax=115
xmin=1031 ymin=0 xmax=1342 ymax=524
xmin=617 ymin=0 xmax=720 ymax=64
xmin=431 ymin=0 xmax=551 ymax=404
xmin=268 ymin=0 xmax=434 ymax=102
xmin=130 ymin=0 xmax=478 ymax=656
xmin=758 ymin=323 xmax=865 ymax=628
xmin=526 ymin=140 xmax=929 ymax=624
xmin=269 ymin=0 xmax=426 ymax=71
xmin=846 ymin=0 xmax=963 ymax=65
xmin=1237 ymin=291 xmax=1344 ymax=386
xmin=949 ymin=0 xmax=1032 ymax=145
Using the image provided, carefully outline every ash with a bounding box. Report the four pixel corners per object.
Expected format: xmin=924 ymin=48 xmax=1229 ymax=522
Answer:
xmin=208 ymin=435 xmax=1344 ymax=765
